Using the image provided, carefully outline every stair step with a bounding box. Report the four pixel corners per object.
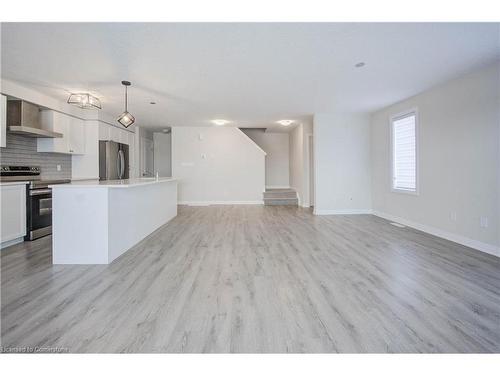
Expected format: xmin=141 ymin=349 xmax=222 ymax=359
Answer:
xmin=263 ymin=188 xmax=298 ymax=205
xmin=263 ymin=191 xmax=297 ymax=199
xmin=264 ymin=188 xmax=297 ymax=199
xmin=264 ymin=198 xmax=299 ymax=206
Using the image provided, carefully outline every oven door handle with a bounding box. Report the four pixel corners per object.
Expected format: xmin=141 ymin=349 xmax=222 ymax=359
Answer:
xmin=29 ymin=189 xmax=52 ymax=196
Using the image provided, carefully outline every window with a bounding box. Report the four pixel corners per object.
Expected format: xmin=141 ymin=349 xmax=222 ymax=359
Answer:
xmin=391 ymin=110 xmax=418 ymax=194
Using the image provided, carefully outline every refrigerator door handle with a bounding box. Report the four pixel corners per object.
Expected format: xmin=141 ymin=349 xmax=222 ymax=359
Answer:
xmin=117 ymin=150 xmax=122 ymax=179
xmin=118 ymin=149 xmax=125 ymax=179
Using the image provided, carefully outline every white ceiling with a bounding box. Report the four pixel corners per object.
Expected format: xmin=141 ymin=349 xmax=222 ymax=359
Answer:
xmin=1 ymin=23 xmax=499 ymax=131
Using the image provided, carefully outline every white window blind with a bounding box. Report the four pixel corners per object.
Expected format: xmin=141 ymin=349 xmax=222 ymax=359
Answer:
xmin=392 ymin=112 xmax=417 ymax=192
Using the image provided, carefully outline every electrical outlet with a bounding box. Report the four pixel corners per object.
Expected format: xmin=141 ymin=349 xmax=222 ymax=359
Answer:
xmin=198 ymin=133 xmax=203 ymax=141
xmin=480 ymin=217 xmax=489 ymax=228
xmin=56 ymin=165 xmax=61 ymax=171
xmin=450 ymin=211 xmax=457 ymax=221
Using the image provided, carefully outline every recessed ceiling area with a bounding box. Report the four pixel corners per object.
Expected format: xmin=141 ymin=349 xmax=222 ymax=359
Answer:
xmin=1 ymin=23 xmax=499 ymax=130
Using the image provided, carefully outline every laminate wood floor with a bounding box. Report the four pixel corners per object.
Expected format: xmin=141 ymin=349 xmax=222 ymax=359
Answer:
xmin=1 ymin=206 xmax=499 ymax=353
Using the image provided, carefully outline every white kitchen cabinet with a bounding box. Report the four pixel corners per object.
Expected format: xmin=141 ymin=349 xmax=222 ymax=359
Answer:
xmin=37 ymin=110 xmax=85 ymax=154
xmin=119 ymin=128 xmax=129 ymax=145
xmin=0 ymin=183 xmax=27 ymax=248
xmin=68 ymin=117 xmax=86 ymax=154
xmin=1 ymin=95 xmax=7 ymax=147
xmin=98 ymin=121 xmax=111 ymax=141
xmin=110 ymin=125 xmax=120 ymax=143
xmin=98 ymin=122 xmax=130 ymax=145
xmin=71 ymin=120 xmax=100 ymax=180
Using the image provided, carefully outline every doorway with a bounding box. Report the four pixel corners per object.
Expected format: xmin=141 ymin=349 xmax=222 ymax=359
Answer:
xmin=140 ymin=137 xmax=154 ymax=177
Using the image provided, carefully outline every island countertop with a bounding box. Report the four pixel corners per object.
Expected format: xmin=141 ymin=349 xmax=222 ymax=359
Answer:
xmin=50 ymin=177 xmax=177 ymax=189
xmin=51 ymin=176 xmax=178 ymax=264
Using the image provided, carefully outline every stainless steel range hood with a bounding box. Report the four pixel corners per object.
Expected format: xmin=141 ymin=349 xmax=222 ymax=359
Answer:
xmin=7 ymin=100 xmax=63 ymax=138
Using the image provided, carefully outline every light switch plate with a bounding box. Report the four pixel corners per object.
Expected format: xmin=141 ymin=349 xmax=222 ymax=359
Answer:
xmin=57 ymin=165 xmax=61 ymax=171
xmin=480 ymin=216 xmax=489 ymax=228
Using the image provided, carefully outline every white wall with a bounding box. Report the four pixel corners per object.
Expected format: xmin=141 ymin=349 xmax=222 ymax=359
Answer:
xmin=289 ymin=124 xmax=305 ymax=203
xmin=313 ymin=113 xmax=372 ymax=214
xmin=288 ymin=122 xmax=314 ymax=207
xmin=242 ymin=129 xmax=289 ymax=188
xmin=371 ymin=63 xmax=500 ymax=255
xmin=172 ymin=127 xmax=266 ymax=204
xmin=153 ymin=132 xmax=172 ymax=177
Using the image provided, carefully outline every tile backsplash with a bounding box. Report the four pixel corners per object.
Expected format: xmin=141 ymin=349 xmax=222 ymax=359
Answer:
xmin=0 ymin=133 xmax=71 ymax=179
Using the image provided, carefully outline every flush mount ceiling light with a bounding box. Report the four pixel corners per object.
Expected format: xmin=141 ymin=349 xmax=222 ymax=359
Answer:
xmin=212 ymin=119 xmax=229 ymax=126
xmin=67 ymin=93 xmax=101 ymax=110
xmin=117 ymin=81 xmax=135 ymax=128
xmin=277 ymin=120 xmax=293 ymax=126
xmin=355 ymin=62 xmax=366 ymax=68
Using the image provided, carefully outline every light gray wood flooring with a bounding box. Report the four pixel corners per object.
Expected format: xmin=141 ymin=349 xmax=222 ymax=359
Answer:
xmin=1 ymin=206 xmax=499 ymax=353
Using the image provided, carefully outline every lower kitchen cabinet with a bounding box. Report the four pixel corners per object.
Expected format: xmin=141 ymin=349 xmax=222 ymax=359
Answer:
xmin=0 ymin=183 xmax=27 ymax=248
xmin=0 ymin=95 xmax=6 ymax=148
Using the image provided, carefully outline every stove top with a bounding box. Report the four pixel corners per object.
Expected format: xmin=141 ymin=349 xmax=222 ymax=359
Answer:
xmin=0 ymin=165 xmax=70 ymax=188
xmin=29 ymin=179 xmax=71 ymax=189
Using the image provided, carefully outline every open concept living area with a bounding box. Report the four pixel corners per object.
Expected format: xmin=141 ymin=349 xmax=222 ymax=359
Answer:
xmin=0 ymin=5 xmax=499 ymax=369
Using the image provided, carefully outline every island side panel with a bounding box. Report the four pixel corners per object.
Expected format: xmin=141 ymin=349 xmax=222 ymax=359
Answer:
xmin=107 ymin=181 xmax=177 ymax=263
xmin=52 ymin=187 xmax=109 ymax=264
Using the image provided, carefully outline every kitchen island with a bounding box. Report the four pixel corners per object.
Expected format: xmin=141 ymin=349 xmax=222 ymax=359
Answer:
xmin=50 ymin=178 xmax=177 ymax=264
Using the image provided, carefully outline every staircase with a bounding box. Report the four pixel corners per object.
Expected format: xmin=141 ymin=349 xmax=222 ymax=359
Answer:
xmin=263 ymin=188 xmax=298 ymax=206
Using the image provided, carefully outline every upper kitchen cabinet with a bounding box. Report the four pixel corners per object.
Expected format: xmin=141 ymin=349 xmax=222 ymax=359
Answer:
xmin=37 ymin=110 xmax=85 ymax=154
xmin=0 ymin=95 xmax=7 ymax=147
xmin=98 ymin=121 xmax=130 ymax=144
xmin=110 ymin=125 xmax=121 ymax=143
xmin=98 ymin=121 xmax=111 ymax=141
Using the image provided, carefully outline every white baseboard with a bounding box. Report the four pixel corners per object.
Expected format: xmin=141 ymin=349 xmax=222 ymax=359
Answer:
xmin=1 ymin=237 xmax=24 ymax=250
xmin=265 ymin=185 xmax=291 ymax=189
xmin=372 ymin=210 xmax=500 ymax=258
xmin=179 ymin=201 xmax=264 ymax=206
xmin=314 ymin=208 xmax=373 ymax=215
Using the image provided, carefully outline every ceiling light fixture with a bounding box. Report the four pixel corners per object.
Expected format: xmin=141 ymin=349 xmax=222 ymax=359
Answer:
xmin=277 ymin=120 xmax=293 ymax=126
xmin=355 ymin=62 xmax=366 ymax=68
xmin=117 ymin=81 xmax=135 ymax=128
xmin=212 ymin=119 xmax=229 ymax=126
xmin=67 ymin=93 xmax=101 ymax=110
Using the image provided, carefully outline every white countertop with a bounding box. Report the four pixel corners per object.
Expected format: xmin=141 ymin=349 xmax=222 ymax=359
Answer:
xmin=50 ymin=177 xmax=177 ymax=188
xmin=0 ymin=181 xmax=29 ymax=186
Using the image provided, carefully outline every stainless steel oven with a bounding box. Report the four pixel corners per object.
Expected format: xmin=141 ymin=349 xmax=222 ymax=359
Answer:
xmin=26 ymin=183 xmax=52 ymax=240
xmin=0 ymin=165 xmax=70 ymax=241
xmin=26 ymin=180 xmax=70 ymax=240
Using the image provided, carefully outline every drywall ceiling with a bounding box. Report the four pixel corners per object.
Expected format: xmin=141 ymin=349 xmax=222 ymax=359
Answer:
xmin=1 ymin=23 xmax=499 ymax=130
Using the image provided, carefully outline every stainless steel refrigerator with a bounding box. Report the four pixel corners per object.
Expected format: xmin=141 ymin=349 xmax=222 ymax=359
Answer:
xmin=99 ymin=141 xmax=130 ymax=180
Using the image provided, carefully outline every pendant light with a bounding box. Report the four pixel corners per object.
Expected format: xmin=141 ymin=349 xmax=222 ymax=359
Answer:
xmin=117 ymin=81 xmax=135 ymax=128
xmin=67 ymin=93 xmax=101 ymax=110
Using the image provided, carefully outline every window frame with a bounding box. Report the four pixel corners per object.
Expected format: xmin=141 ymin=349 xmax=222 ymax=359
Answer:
xmin=390 ymin=108 xmax=419 ymax=196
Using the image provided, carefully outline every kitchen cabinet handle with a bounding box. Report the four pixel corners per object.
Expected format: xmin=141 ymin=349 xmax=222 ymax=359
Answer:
xmin=29 ymin=189 xmax=52 ymax=196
